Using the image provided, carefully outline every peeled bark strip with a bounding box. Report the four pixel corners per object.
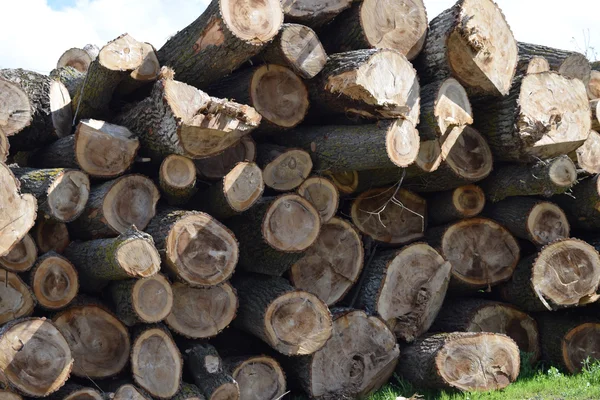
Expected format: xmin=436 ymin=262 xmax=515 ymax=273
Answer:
xmin=116 ymin=72 xmax=261 ymax=161
xmin=224 ymin=356 xmax=286 ymax=400
xmin=172 ymin=383 xmax=206 ymax=400
xmin=297 ymin=177 xmax=339 ymax=223
xmin=69 ymin=174 xmax=160 ymax=239
xmin=480 ymin=156 xmax=577 ymax=202
xmin=30 ymin=252 xmax=78 ymax=310
xmin=195 ymin=136 xmax=256 ymax=180
xmin=10 ymin=167 xmax=90 ymax=223
xmin=0 ymin=271 xmax=36 ymax=325
xmin=307 ymin=49 xmax=420 ymax=123
xmin=208 ymin=64 xmax=309 ymax=130
xmin=109 ymin=274 xmax=174 ymax=326
xmin=232 ymin=274 xmax=332 ymax=355
xmin=37 ymin=119 xmax=140 ymax=179
xmin=32 ymin=218 xmax=69 ymax=254
xmin=485 ymin=198 xmax=570 ymax=246
xmin=396 ymin=332 xmax=520 ymax=391
xmin=289 ymin=309 xmax=399 ymax=399
xmin=272 ymin=119 xmax=420 ymax=172
xmin=0 ymin=234 xmax=37 ymax=273
xmin=53 ymin=304 xmax=130 ymax=378
xmin=351 ymin=187 xmax=426 ymax=245
xmin=0 ymin=318 xmax=73 ymax=397
xmin=157 ymin=0 xmax=283 ymax=88
xmin=290 ymin=218 xmax=363 ymax=306
xmin=259 ymin=23 xmax=326 ymax=79
xmin=555 ymin=175 xmax=600 ymax=231
xmin=146 ymin=209 xmax=238 ymax=287
xmin=184 ymin=343 xmax=240 ymax=400
xmin=576 ymin=130 xmax=600 ymax=174
xmin=65 ymin=227 xmax=161 ymax=292
xmin=321 ymin=0 xmax=427 ymax=61
xmin=257 ymin=144 xmax=312 ymax=191
xmin=159 ymin=155 xmax=198 ymax=205
xmin=166 ymin=282 xmax=238 ymax=339
xmin=132 ymin=326 xmax=182 ymax=399
xmin=501 ymin=239 xmax=600 ymax=311
xmin=431 ymin=298 xmax=540 ymax=361
xmin=518 ymin=42 xmax=591 ymax=87
xmin=57 ymin=48 xmax=94 ymax=72
xmin=47 ymin=384 xmax=103 ymax=400
xmin=0 ymin=163 xmax=37 ymax=257
xmin=282 ymin=0 xmax=352 ymax=29
xmin=115 ymin=42 xmax=161 ymax=96
xmin=592 ymin=99 xmax=600 ymax=131
xmin=427 ymin=185 xmax=485 ymax=226
xmin=414 ymin=0 xmax=518 ymax=96
xmin=0 ymin=69 xmax=72 ymax=150
xmin=199 ymin=162 xmax=264 ymax=219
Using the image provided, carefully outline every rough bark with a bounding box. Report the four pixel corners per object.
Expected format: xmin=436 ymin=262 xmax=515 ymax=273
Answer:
xmin=159 ymin=155 xmax=198 ymax=205
xmin=100 ymin=383 xmax=151 ymax=400
xmin=296 ymin=176 xmax=339 ymax=223
xmin=0 ymin=233 xmax=37 ymax=273
xmin=223 ymin=356 xmax=286 ymax=400
xmin=32 ymin=218 xmax=69 ymax=254
xmin=50 ymin=66 xmax=86 ymax=102
xmin=29 ymin=252 xmax=79 ymax=310
xmin=257 ymin=144 xmax=312 ymax=191
xmin=282 ymin=0 xmax=352 ymax=29
xmin=427 ymin=185 xmax=485 ymax=226
xmin=183 ymin=343 xmax=240 ymax=400
xmin=576 ymin=130 xmax=600 ymax=174
xmin=555 ymin=175 xmax=600 ymax=231
xmin=518 ymin=42 xmax=591 ymax=87
xmin=171 ymin=383 xmax=206 ymax=400
xmin=0 ymin=270 xmax=36 ymax=325
xmin=194 ymin=136 xmax=256 ymax=180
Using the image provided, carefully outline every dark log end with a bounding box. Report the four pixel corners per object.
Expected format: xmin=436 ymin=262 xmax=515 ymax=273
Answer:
xmin=442 ymin=126 xmax=493 ymax=182
xmin=261 ymin=147 xmax=312 ymax=191
xmin=33 ymin=219 xmax=69 ymax=254
xmin=194 ymin=136 xmax=256 ymax=180
xmin=526 ymin=201 xmax=570 ymax=246
xmin=230 ymin=356 xmax=286 ymax=400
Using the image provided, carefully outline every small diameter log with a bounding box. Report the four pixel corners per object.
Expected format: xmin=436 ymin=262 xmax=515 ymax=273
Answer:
xmin=0 ymin=128 xmax=9 ymax=163
xmin=57 ymin=47 xmax=95 ymax=72
xmin=195 ymin=136 xmax=256 ymax=180
xmin=258 ymin=23 xmax=326 ymax=79
xmin=351 ymin=187 xmax=426 ymax=245
xmin=208 ymin=64 xmax=309 ymax=130
xmin=226 ymin=195 xmax=320 ymax=276
xmin=65 ymin=227 xmax=161 ymax=292
xmin=132 ymin=326 xmax=182 ymax=398
xmin=480 ymin=156 xmax=577 ymax=202
xmin=0 ymin=234 xmax=37 ymax=273
xmin=198 ymin=162 xmax=264 ymax=219
xmin=32 ymin=218 xmax=69 ymax=254
xmin=159 ymin=155 xmax=198 ymax=206
xmin=518 ymin=42 xmax=591 ymax=87
xmin=0 ymin=318 xmax=73 ymax=397
xmin=431 ymin=298 xmax=540 ymax=362
xmin=69 ymin=174 xmax=160 ymax=239
xmin=37 ymin=119 xmax=140 ymax=179
xmin=272 ymin=119 xmax=420 ymax=172
xmin=576 ymin=130 xmax=600 ymax=174
xmin=290 ymin=218 xmax=363 ymax=306
xmin=109 ymin=274 xmax=174 ymax=326
xmin=53 ymin=304 xmax=130 ymax=379
xmin=110 ymin=384 xmax=151 ymax=400
xmin=0 ymin=69 xmax=71 ymax=150
xmin=485 ymin=198 xmax=570 ymax=246
xmin=146 ymin=209 xmax=238 ymax=287
xmin=0 ymin=271 xmax=36 ymax=325
xmin=224 ymin=356 xmax=286 ymax=400
xmin=321 ymin=0 xmax=427 ymax=61
xmin=427 ymin=185 xmax=485 ymax=226
xmin=396 ymin=332 xmax=520 ymax=391
xmin=590 ymin=71 xmax=600 ymax=99
xmin=232 ymin=274 xmax=332 ymax=355
xmin=30 ymin=252 xmax=78 ymax=310
xmin=116 ymin=71 xmax=261 ymax=161
xmin=428 ymin=218 xmax=520 ymax=291
xmin=47 ymin=384 xmax=103 ymax=400
xmin=10 ymin=167 xmax=90 ymax=223
xmin=257 ymin=144 xmax=312 ymax=191
xmin=282 ymin=0 xmax=352 ymax=29
xmin=172 ymin=383 xmax=206 ymax=400
xmin=289 ymin=309 xmax=399 ymax=399
xmin=592 ymin=99 xmax=600 ymax=131
xmin=555 ymin=175 xmax=600 ymax=231
xmin=166 ymin=282 xmax=238 ymax=339
xmin=307 ymin=49 xmax=420 ymax=123
xmin=297 ymin=176 xmax=339 ymax=223
xmin=184 ymin=343 xmax=239 ymax=400
xmin=414 ymin=0 xmax=518 ymax=96
xmin=115 ymin=42 xmax=161 ymax=97
xmin=0 ymin=391 xmax=22 ymax=400
xmin=500 ymin=239 xmax=600 ymax=312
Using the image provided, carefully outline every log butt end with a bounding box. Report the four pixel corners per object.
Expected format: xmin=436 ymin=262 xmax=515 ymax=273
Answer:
xmin=297 ymin=176 xmax=340 ymax=223
xmin=220 ymin=0 xmax=283 ymax=44
xmin=576 ymin=130 xmax=600 ymax=174
xmin=262 ymin=149 xmax=312 ymax=192
xmin=160 ymin=155 xmax=196 ymax=190
xmin=231 ymin=356 xmax=286 ymax=400
xmin=31 ymin=254 xmax=79 ymax=310
xmin=47 ymin=170 xmax=90 ymax=222
xmin=132 ymin=274 xmax=174 ymax=324
xmin=452 ymin=185 xmax=485 ymax=219
xmin=442 ymin=126 xmax=493 ymax=182
xmin=0 ymin=79 xmax=31 ymax=136
xmin=116 ymin=231 xmax=161 ymax=279
xmin=562 ymin=323 xmax=600 ymax=373
xmin=0 ymin=272 xmax=36 ymax=325
xmin=0 ymin=234 xmax=37 ymax=273
xmin=387 ymin=119 xmax=421 ymax=168
xmin=223 ymin=162 xmax=264 ymax=212
xmin=526 ymin=202 xmax=570 ymax=246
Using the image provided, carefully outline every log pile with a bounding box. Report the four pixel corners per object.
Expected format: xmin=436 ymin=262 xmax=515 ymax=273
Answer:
xmin=2 ymin=0 xmax=600 ymax=398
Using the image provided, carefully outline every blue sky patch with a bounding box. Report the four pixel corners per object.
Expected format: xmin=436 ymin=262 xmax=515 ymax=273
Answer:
xmin=47 ymin=0 xmax=78 ymax=11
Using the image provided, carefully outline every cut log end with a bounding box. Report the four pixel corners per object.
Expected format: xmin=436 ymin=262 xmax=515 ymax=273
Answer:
xmin=0 ymin=272 xmax=36 ymax=325
xmin=549 ymin=156 xmax=577 ymax=187
xmin=283 ymin=0 xmax=351 ymax=24
xmin=443 ymin=126 xmax=493 ymax=181
xmin=115 ymin=232 xmax=161 ymax=279
xmin=386 ymin=119 xmax=421 ymax=168
xmin=526 ymin=202 xmax=570 ymax=246
xmin=0 ymin=79 xmax=32 ymax=136
xmin=415 ymin=139 xmax=443 ymax=173
xmin=434 ymin=78 xmax=473 ymax=134
xmin=221 ymin=0 xmax=283 ymax=44
xmin=222 ymin=162 xmax=264 ymax=212
xmin=113 ymin=385 xmax=149 ymax=400
xmin=262 ymin=149 xmax=312 ymax=191
xmin=527 ymin=56 xmax=550 ymax=74
xmin=452 ymin=185 xmax=486 ymax=219
xmin=231 ymin=356 xmax=286 ymax=400
xmin=0 ymin=234 xmax=37 ymax=273
xmin=326 ymin=170 xmax=359 ymax=195
xmin=276 ymin=24 xmax=327 ymax=79
xmin=33 ymin=219 xmax=70 ymax=254
xmin=0 ymin=391 xmax=23 ymax=400
xmin=195 ymin=136 xmax=256 ymax=180
xmin=47 ymin=170 xmax=90 ymax=222
xmin=576 ymin=130 xmax=600 ymax=174
xmin=132 ymin=274 xmax=174 ymax=323
xmin=589 ymin=71 xmax=600 ymax=99
xmin=297 ymin=176 xmax=339 ymax=223
xmin=57 ymin=48 xmax=93 ymax=72
xmin=62 ymin=387 xmax=104 ymax=400
xmin=130 ymin=42 xmax=161 ymax=82
xmin=31 ymin=254 xmax=78 ymax=310
xmin=563 ymin=323 xmax=600 ymax=373
xmin=161 ymin=155 xmax=196 ymax=189
xmin=99 ymin=33 xmax=145 ymax=71
xmin=559 ymin=53 xmax=592 ymax=84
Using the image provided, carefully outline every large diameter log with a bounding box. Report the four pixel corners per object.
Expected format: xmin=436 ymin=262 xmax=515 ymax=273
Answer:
xmin=30 ymin=252 xmax=78 ymax=310
xmin=157 ymin=0 xmax=283 ymax=89
xmin=132 ymin=326 xmax=182 ymax=398
xmin=69 ymin=174 xmax=160 ymax=239
xmin=0 ymin=163 xmax=37 ymax=257
xmin=554 ymin=175 xmax=600 ymax=231
xmin=282 ymin=0 xmax=352 ymax=29
xmin=518 ymin=42 xmax=591 ymax=87
xmin=194 ymin=136 xmax=256 ymax=180
xmin=351 ymin=187 xmax=426 ymax=245
xmin=184 ymin=343 xmax=239 ymax=400
xmin=290 ymin=218 xmax=363 ymax=306
xmin=172 ymin=383 xmax=206 ymax=400
xmin=592 ymin=99 xmax=600 ymax=131
xmin=166 ymin=282 xmax=237 ymax=339
xmin=37 ymin=119 xmax=140 ymax=179
xmin=355 ymin=243 xmax=451 ymax=341
xmin=396 ymin=332 xmax=520 ymax=391
xmin=257 ymin=144 xmax=312 ymax=191
xmin=115 ymin=42 xmax=161 ymax=97
xmin=0 ymin=234 xmax=37 ymax=273
xmin=289 ymin=309 xmax=399 ymax=399
xmin=109 ymin=274 xmax=174 ymax=326
xmin=0 ymin=271 xmax=35 ymax=325
xmin=146 ymin=209 xmax=238 ymax=286
xmin=0 ymin=318 xmax=73 ymax=397
xmin=576 ymin=130 xmax=600 ymax=174
xmin=431 ymin=298 xmax=540 ymax=362
xmin=159 ymin=155 xmax=198 ymax=206
xmin=501 ymin=239 xmax=600 ymax=311
xmin=428 ymin=218 xmax=520 ymax=290
xmin=32 ymin=218 xmax=69 ymax=254
xmin=414 ymin=0 xmax=517 ymax=96
xmin=232 ymin=274 xmax=332 ymax=355
xmin=224 ymin=356 xmax=286 ymax=400
xmin=0 ymin=69 xmax=71 ymax=150
xmin=427 ymin=185 xmax=485 ymax=226
xmin=485 ymin=197 xmax=570 ymax=246
xmin=116 ymin=71 xmax=261 ymax=161
xmin=307 ymin=49 xmax=420 ymax=123
xmin=53 ymin=304 xmax=130 ymax=379
xmin=272 ymin=119 xmax=420 ymax=172
xmin=296 ymin=177 xmax=339 ymax=223
xmin=10 ymin=167 xmax=90 ymax=223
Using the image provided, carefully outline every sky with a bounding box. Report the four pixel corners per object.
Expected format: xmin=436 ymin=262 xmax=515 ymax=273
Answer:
xmin=0 ymin=0 xmax=598 ymax=73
